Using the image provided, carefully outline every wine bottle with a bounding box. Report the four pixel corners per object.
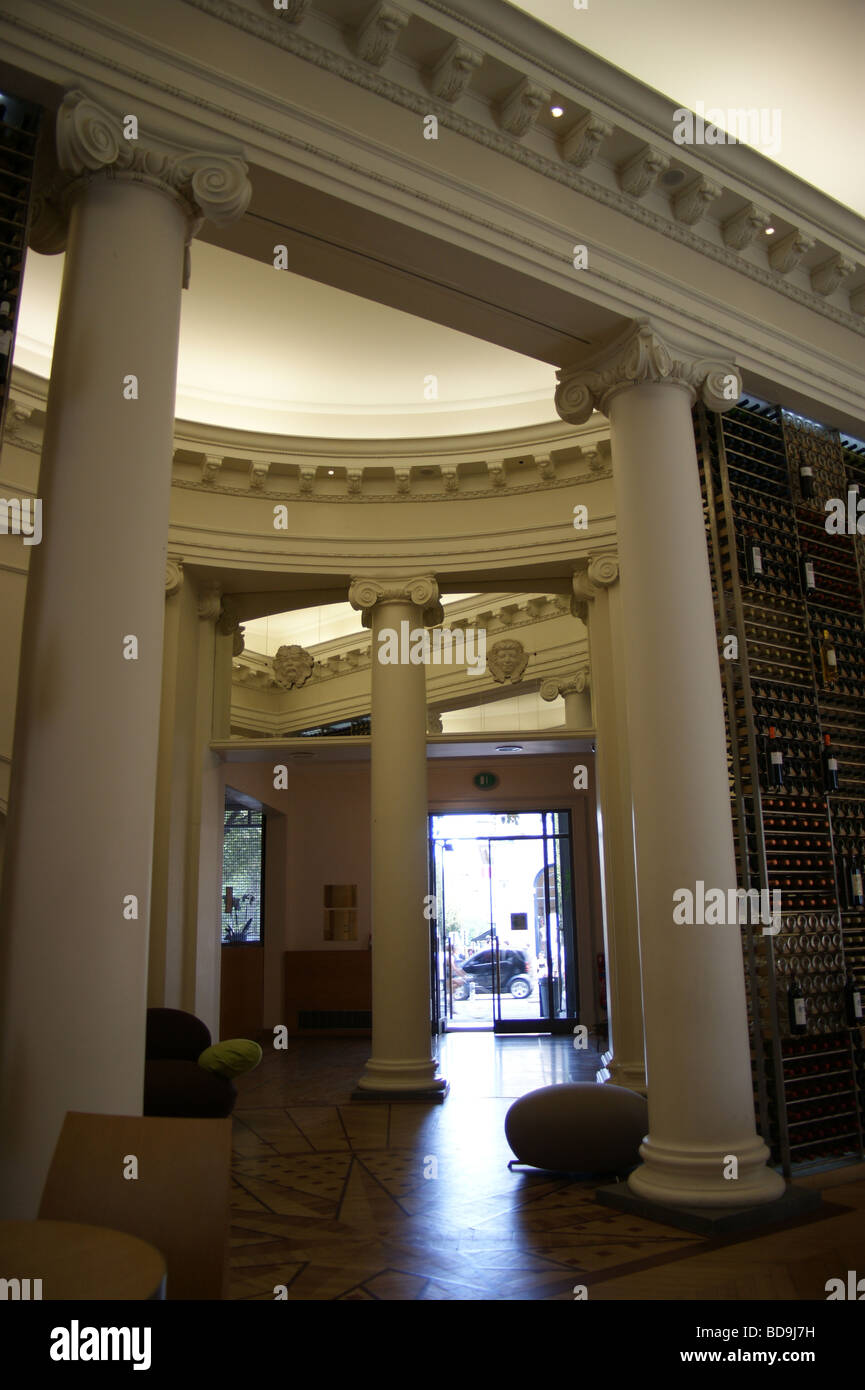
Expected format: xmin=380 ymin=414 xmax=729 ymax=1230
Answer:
xmin=799 ymin=459 xmax=815 ymax=501
xmin=766 ymin=726 xmax=784 ymax=788
xmin=844 ymin=974 xmax=863 ymax=1027
xmin=788 ymin=979 xmax=807 ymax=1035
xmin=837 ymin=842 xmax=851 ymax=911
xmin=819 ymin=630 xmax=838 ymax=688
xmin=799 ymin=545 xmax=817 ymax=593
xmin=745 ymin=527 xmax=764 ymax=584
xmin=851 ymin=850 xmax=865 ymax=909
xmin=822 ymin=733 xmax=839 ymax=793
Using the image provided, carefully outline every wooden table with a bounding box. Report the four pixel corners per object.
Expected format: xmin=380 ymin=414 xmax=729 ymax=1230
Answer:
xmin=0 ymin=1220 xmax=166 ymax=1300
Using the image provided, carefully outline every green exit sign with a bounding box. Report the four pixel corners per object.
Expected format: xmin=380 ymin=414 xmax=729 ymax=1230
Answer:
xmin=473 ymin=771 xmax=499 ymax=789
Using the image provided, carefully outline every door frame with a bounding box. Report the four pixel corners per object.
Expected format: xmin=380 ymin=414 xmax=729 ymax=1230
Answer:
xmin=428 ymin=807 xmax=583 ymax=1036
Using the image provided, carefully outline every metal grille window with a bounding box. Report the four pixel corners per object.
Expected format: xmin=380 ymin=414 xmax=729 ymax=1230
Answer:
xmin=222 ymin=808 xmax=264 ymax=944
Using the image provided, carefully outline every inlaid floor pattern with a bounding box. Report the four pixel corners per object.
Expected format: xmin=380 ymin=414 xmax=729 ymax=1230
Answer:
xmin=229 ymin=1035 xmax=865 ymax=1301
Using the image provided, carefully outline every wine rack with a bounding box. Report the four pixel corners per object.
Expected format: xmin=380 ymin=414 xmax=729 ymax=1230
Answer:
xmin=0 ymin=91 xmax=41 ymax=447
xmin=696 ymin=395 xmax=865 ymax=1176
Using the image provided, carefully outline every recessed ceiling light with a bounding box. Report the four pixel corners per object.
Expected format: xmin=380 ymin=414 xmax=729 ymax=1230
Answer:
xmin=765 ymin=226 xmax=776 ymax=235
xmin=496 ymin=744 xmax=523 ymax=753
xmin=660 ymin=168 xmax=686 ymax=187
xmin=550 ymin=105 xmax=564 ymax=118
xmin=327 ymin=469 xmax=334 ymax=475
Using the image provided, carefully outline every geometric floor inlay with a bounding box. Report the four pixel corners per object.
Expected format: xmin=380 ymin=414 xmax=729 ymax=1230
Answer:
xmin=229 ymin=1035 xmax=865 ymax=1301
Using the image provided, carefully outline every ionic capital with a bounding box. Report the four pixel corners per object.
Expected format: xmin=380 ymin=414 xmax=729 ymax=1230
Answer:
xmin=555 ymin=319 xmax=741 ymax=424
xmin=540 ymin=666 xmax=590 ymax=702
xmin=165 ymin=559 xmax=184 ymax=597
xmin=31 ymin=89 xmax=251 ymax=253
xmin=348 ymin=576 xmax=442 ymax=628
xmin=571 ymin=555 xmax=620 ymax=618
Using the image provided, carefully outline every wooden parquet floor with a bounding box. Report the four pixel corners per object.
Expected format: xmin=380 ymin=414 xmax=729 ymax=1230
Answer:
xmin=228 ymin=1035 xmax=865 ymax=1301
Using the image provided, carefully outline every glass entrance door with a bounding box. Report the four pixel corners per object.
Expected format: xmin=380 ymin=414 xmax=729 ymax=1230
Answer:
xmin=429 ymin=810 xmax=578 ymax=1033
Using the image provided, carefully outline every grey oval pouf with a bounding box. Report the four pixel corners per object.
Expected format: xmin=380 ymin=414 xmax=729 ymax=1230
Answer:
xmin=505 ymin=1082 xmax=648 ymax=1174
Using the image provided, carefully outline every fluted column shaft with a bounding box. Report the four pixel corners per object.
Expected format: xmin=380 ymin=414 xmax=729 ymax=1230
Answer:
xmin=557 ymin=320 xmax=784 ymax=1208
xmin=0 ymin=91 xmax=250 ymax=1215
xmin=349 ymin=577 xmax=447 ymax=1099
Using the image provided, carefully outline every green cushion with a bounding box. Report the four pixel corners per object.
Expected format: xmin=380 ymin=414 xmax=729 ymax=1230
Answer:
xmin=197 ymin=1038 xmax=262 ymax=1079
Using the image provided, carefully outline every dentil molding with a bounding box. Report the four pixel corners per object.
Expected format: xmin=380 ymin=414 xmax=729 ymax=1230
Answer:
xmin=555 ymin=320 xmax=742 ymax=424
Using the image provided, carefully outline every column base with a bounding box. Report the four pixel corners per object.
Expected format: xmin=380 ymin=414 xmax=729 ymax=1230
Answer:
xmin=351 ymin=1084 xmax=449 ymax=1104
xmin=595 ymin=1180 xmax=819 ymax=1235
xmin=352 ymin=1057 xmax=449 ymax=1103
xmin=627 ymin=1135 xmax=787 ymax=1209
xmin=597 ymin=1053 xmax=647 ymax=1094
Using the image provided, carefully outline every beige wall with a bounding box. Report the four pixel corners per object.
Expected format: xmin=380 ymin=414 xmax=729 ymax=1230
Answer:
xmin=219 ymin=750 xmax=603 ymax=1030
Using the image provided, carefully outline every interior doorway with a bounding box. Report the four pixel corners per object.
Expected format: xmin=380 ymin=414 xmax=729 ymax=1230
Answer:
xmin=429 ymin=810 xmax=578 ymax=1035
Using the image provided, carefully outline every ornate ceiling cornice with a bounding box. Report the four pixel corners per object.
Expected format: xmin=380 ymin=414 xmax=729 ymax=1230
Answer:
xmin=2 ymin=1 xmax=861 ymax=336
xmin=4 ymin=371 xmax=613 ymax=501
xmin=158 ymin=0 xmax=865 ymax=330
xmin=232 ymin=589 xmax=578 ymax=692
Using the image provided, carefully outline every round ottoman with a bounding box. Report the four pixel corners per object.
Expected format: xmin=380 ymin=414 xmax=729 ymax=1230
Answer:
xmin=505 ymin=1082 xmax=648 ymax=1174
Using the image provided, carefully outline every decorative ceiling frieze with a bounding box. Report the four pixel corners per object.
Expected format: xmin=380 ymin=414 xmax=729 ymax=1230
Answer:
xmin=768 ymin=229 xmax=814 ymax=275
xmin=4 ymin=376 xmax=614 ymax=500
xmin=427 ymin=38 xmax=484 ymax=103
xmin=159 ymin=0 xmax=865 ymax=329
xmin=231 ymin=590 xmax=580 ymax=694
xmin=670 ymin=176 xmax=721 ymax=227
xmin=497 ymin=77 xmax=549 ymax=139
xmin=721 ymin=203 xmax=771 ymax=251
xmin=616 ymin=144 xmax=669 ymax=200
xmin=352 ymin=1 xmax=410 ymax=68
xmin=4 ymin=0 xmax=861 ymax=336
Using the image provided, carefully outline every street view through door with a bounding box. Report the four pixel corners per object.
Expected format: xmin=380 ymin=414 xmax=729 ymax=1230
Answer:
xmin=429 ymin=811 xmax=578 ymax=1033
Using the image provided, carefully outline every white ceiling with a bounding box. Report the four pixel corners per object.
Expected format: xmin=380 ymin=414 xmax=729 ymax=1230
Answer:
xmin=515 ymin=0 xmax=865 ymax=217
xmin=243 ymin=595 xmax=478 ymax=654
xmin=14 ymin=243 xmax=559 ymax=437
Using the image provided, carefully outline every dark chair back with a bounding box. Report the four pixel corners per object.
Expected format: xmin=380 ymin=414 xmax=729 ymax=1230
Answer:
xmin=145 ymin=1007 xmax=211 ymax=1061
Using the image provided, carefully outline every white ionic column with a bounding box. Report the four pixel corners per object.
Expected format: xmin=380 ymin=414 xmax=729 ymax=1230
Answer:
xmin=571 ymin=556 xmax=646 ymax=1094
xmin=0 ymin=91 xmax=250 ymax=1215
xmin=557 ymin=320 xmax=784 ymax=1208
xmin=149 ymin=571 xmax=236 ymax=1034
xmin=349 ymin=577 xmax=447 ymax=1100
xmin=539 ymin=667 xmax=592 ymax=729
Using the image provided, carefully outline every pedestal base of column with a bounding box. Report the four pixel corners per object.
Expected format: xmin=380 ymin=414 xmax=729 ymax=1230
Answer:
xmin=627 ymin=1135 xmax=787 ymax=1209
xmin=597 ymin=1053 xmax=647 ymax=1094
xmin=595 ymin=1180 xmax=818 ymax=1235
xmin=352 ymin=1058 xmax=449 ymax=1104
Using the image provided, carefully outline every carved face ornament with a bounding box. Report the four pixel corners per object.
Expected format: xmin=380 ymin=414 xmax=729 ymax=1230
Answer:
xmin=273 ymin=644 xmax=314 ymax=690
xmin=488 ymin=639 xmax=528 ymax=684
